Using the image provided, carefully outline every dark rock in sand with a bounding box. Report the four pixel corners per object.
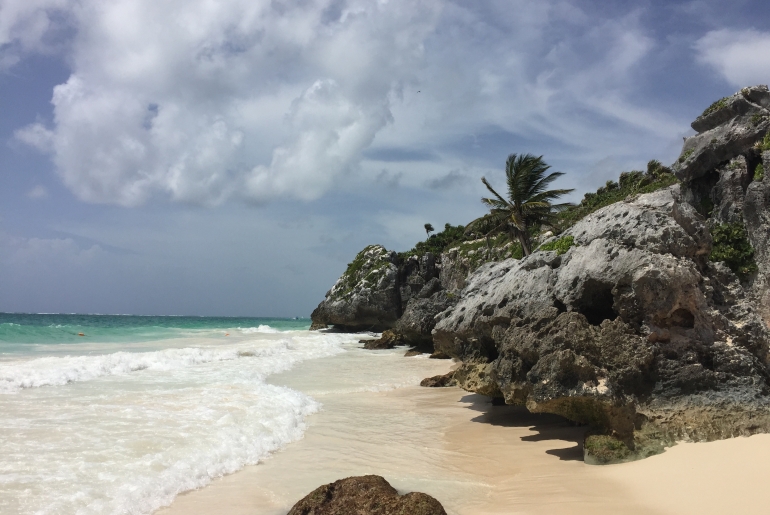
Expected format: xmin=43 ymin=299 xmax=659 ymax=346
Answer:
xmin=362 ymin=330 xmax=407 ymax=350
xmin=420 ymin=371 xmax=456 ymax=388
xmin=287 ymin=475 xmax=447 ymax=515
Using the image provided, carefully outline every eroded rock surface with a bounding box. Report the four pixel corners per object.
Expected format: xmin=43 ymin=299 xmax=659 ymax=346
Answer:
xmin=394 ymin=278 xmax=457 ymax=351
xmin=676 ymin=85 xmax=770 ymax=186
xmin=433 ymin=185 xmax=770 ymax=459
xmin=287 ymin=475 xmax=447 ymax=515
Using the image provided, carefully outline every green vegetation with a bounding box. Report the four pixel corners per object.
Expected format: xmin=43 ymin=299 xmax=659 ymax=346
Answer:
xmin=584 ymin=435 xmax=632 ymax=464
xmin=336 ymin=245 xmax=392 ymax=297
xmin=678 ymin=148 xmax=695 ymax=163
xmin=397 ymin=159 xmax=677 ymax=270
xmin=755 ymin=163 xmax=765 ymax=182
xmin=758 ymin=132 xmax=770 ymax=152
xmin=538 ymin=235 xmax=575 ymax=255
xmin=751 ymin=113 xmax=768 ymax=127
xmin=709 ymin=222 xmax=758 ymax=279
xmin=701 ymin=96 xmax=729 ymax=118
xmin=476 ymin=153 xmax=574 ymax=256
xmin=424 ymin=223 xmax=434 ymax=238
xmin=555 ymin=160 xmax=678 ymax=231
xmin=398 ymin=223 xmax=466 ymax=261
xmin=449 ymin=234 xmax=523 ymax=270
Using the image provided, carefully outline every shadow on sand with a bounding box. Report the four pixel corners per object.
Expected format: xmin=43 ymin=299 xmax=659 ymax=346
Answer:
xmin=461 ymin=393 xmax=586 ymax=461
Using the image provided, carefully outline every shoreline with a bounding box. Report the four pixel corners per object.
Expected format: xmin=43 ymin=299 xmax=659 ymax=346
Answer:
xmin=158 ymin=349 xmax=770 ymax=515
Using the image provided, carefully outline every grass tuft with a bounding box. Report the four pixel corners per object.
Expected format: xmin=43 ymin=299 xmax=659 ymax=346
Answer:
xmin=538 ymin=235 xmax=575 ymax=255
xmin=709 ymin=222 xmax=758 ymax=279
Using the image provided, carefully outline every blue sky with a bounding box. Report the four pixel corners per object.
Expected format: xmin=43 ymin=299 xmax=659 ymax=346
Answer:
xmin=1 ymin=0 xmax=769 ymax=316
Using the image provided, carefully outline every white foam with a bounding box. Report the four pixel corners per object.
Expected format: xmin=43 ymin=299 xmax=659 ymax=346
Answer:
xmin=0 ymin=333 xmax=348 ymax=394
xmin=239 ymin=325 xmax=281 ymax=334
xmin=0 ymin=331 xmax=359 ymax=515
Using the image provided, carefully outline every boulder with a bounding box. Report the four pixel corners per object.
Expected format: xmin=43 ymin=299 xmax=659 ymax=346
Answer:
xmin=420 ymin=371 xmax=456 ymax=387
xmin=310 ymin=245 xmax=401 ymax=331
xmin=361 ymin=330 xmax=407 ymax=350
xmin=287 ymin=475 xmax=447 ymax=515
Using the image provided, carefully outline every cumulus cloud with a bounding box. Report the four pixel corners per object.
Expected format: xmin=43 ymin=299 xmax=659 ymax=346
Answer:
xmin=695 ymin=29 xmax=770 ymax=87
xmin=5 ymin=0 xmax=442 ymax=206
xmin=0 ymin=0 xmax=72 ymax=69
xmin=5 ymin=0 xmax=680 ymax=206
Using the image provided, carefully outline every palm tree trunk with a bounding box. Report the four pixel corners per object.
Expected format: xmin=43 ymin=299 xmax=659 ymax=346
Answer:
xmin=518 ymin=232 xmax=531 ymax=256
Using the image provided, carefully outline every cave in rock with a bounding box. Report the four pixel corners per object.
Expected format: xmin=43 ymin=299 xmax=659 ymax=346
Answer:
xmin=574 ymin=280 xmax=618 ymax=325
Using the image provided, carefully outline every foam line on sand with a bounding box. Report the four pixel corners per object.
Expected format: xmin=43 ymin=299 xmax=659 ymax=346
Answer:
xmin=158 ymin=365 xmax=770 ymax=515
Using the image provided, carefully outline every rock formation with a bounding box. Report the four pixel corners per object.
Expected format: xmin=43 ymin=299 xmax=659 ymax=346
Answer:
xmin=433 ymin=184 xmax=769 ymax=461
xmin=311 ymin=246 xmax=454 ymax=348
xmin=310 ymin=85 xmax=770 ymax=463
xmin=287 ymin=475 xmax=447 ymax=515
xmin=310 ymin=245 xmax=401 ymax=331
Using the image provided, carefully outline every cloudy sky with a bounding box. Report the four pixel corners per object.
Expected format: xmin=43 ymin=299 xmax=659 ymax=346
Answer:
xmin=1 ymin=0 xmax=769 ymax=317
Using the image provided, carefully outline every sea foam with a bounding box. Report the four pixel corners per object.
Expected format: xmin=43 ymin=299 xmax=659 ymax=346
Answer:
xmin=0 ymin=332 xmax=346 ymax=394
xmin=0 ymin=331 xmax=353 ymax=515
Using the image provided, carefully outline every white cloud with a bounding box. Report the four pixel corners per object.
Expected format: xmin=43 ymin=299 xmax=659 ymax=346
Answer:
xmin=0 ymin=0 xmax=73 ymax=69
xmin=27 ymin=185 xmax=49 ymax=199
xmin=695 ymin=29 xmax=770 ymax=87
xmin=6 ymin=0 xmax=683 ymax=206
xmin=14 ymin=123 xmax=55 ymax=153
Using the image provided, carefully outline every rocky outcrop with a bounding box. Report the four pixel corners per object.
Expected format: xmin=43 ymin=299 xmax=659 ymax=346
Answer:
xmin=393 ymin=278 xmax=457 ymax=351
xmin=287 ymin=475 xmax=447 ymax=515
xmin=310 ymin=245 xmax=401 ymax=331
xmin=310 ymin=245 xmax=454 ymax=343
xmin=431 ymin=86 xmax=770 ymax=462
xmin=676 ymin=85 xmax=770 ymax=186
xmin=433 ymin=184 xmax=770 ymax=459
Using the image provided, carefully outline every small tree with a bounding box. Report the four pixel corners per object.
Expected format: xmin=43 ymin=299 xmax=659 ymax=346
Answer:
xmin=424 ymin=223 xmax=435 ymax=239
xmin=479 ymin=153 xmax=574 ymax=256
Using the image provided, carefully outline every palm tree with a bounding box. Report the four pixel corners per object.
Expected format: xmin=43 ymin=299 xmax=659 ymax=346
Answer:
xmin=424 ymin=223 xmax=435 ymax=239
xmin=477 ymin=153 xmax=574 ymax=256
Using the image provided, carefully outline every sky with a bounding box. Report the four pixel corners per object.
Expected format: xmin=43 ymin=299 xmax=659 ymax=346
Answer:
xmin=1 ymin=0 xmax=770 ymax=317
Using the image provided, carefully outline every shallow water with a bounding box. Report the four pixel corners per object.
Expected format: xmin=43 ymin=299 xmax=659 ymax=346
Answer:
xmin=0 ymin=314 xmax=380 ymax=515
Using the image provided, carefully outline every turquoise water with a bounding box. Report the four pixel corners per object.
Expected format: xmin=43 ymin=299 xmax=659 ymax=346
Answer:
xmin=0 ymin=313 xmax=311 ymax=355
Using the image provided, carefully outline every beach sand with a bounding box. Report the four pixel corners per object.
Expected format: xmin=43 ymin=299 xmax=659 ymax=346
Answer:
xmin=159 ymin=351 xmax=770 ymax=515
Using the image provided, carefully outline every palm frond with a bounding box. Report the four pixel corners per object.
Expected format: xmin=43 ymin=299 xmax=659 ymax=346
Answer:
xmin=479 ymin=153 xmax=572 ymax=255
xmin=481 ymin=177 xmax=510 ymax=207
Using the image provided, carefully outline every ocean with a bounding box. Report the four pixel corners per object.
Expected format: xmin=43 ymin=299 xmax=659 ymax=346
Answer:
xmin=0 ymin=313 xmax=438 ymax=515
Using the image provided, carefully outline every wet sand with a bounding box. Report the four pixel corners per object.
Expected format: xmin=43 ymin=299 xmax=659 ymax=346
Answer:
xmin=158 ymin=351 xmax=770 ymax=515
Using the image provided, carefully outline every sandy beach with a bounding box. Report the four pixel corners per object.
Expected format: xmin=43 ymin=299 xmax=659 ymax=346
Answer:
xmin=158 ymin=350 xmax=770 ymax=515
